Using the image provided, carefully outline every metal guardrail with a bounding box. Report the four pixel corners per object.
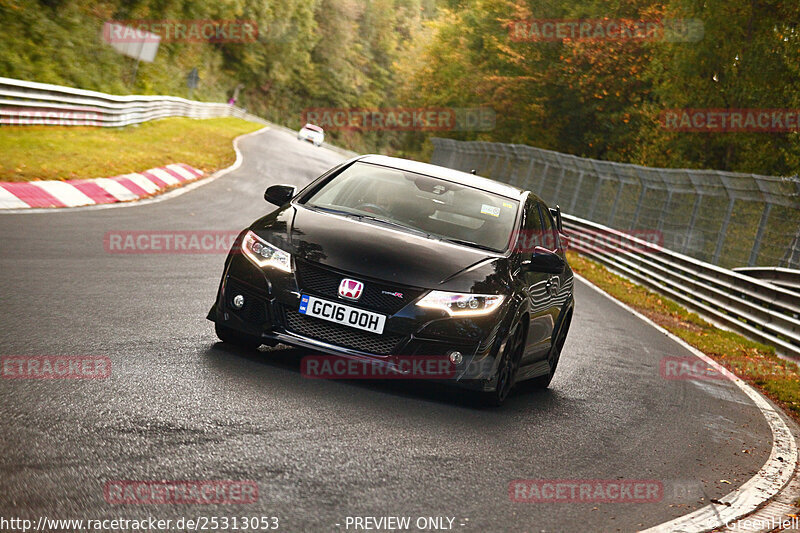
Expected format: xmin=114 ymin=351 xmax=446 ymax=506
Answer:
xmin=563 ymin=214 xmax=800 ymax=360
xmin=733 ymin=267 xmax=800 ymax=293
xmin=0 ymin=76 xmax=267 ymax=127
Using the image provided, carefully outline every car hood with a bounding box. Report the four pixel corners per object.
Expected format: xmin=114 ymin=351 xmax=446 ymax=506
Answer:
xmin=250 ymin=205 xmax=507 ymax=290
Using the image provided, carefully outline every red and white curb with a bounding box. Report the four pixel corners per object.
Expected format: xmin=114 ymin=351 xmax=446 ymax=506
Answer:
xmin=0 ymin=163 xmax=204 ymax=209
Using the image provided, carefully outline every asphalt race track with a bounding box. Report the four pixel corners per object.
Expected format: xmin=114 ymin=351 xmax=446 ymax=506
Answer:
xmin=0 ymin=128 xmax=776 ymax=532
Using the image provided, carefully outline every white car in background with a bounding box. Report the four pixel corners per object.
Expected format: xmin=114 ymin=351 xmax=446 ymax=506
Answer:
xmin=297 ymin=123 xmax=324 ymax=147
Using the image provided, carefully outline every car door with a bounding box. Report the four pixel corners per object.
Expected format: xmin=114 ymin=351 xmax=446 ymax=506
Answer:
xmin=517 ymin=198 xmax=555 ymax=365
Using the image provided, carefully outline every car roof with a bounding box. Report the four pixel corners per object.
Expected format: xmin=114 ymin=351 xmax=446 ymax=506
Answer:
xmin=356 ymin=154 xmax=525 ymax=199
xmin=303 ymin=124 xmax=324 ymax=132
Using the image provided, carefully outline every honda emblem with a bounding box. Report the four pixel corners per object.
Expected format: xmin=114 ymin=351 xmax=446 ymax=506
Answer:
xmin=338 ymin=278 xmax=364 ymax=300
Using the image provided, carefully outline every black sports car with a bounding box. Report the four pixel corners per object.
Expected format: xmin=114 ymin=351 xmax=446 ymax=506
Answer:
xmin=208 ymin=155 xmax=574 ymax=405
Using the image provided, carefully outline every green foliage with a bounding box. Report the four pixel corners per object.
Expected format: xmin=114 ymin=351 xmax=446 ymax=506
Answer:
xmin=0 ymin=0 xmax=425 ymax=152
xmin=1 ymin=0 xmax=798 ymax=174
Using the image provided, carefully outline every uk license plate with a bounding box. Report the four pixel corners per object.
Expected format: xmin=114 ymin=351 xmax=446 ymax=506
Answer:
xmin=298 ymin=295 xmax=386 ymax=334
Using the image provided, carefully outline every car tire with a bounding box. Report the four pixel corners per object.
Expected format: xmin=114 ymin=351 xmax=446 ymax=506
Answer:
xmin=214 ymin=323 xmax=262 ymax=350
xmin=531 ymin=315 xmax=569 ymax=389
xmin=482 ymin=324 xmax=524 ymax=407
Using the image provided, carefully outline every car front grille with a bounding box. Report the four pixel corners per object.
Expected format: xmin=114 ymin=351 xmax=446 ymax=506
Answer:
xmin=294 ymin=259 xmax=422 ymax=315
xmin=225 ymin=279 xmax=268 ymax=324
xmin=280 ymin=306 xmax=403 ymax=355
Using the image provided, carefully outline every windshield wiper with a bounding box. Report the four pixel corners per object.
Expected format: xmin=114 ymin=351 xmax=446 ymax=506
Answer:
xmin=309 ymin=205 xmax=432 ymax=239
xmin=441 ymin=238 xmax=499 ymax=253
xmin=307 ymin=205 xmax=357 ymax=217
xmin=355 ymin=214 xmax=433 ymax=238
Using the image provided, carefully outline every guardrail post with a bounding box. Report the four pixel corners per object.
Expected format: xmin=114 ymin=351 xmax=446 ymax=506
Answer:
xmin=507 ymin=146 xmax=524 ymax=186
xmin=486 ymin=145 xmax=500 ymax=177
xmin=585 ymin=159 xmax=609 ymax=221
xmin=537 ymin=162 xmax=550 ymax=192
xmin=608 ymin=180 xmax=625 ymax=226
xmin=712 ymin=198 xmax=736 ymax=265
xmin=569 ymin=171 xmax=585 ymax=213
xmin=448 ymin=142 xmax=461 ymax=169
xmin=630 ymin=186 xmax=648 ymax=231
xmin=748 ymin=203 xmax=772 ymax=266
xmin=479 ymin=143 xmax=491 ymax=174
xmin=783 ymin=231 xmax=800 ymax=269
xmin=587 ymin=178 xmax=604 ymax=220
xmin=474 ymin=144 xmax=486 ymax=173
xmin=462 ymin=144 xmax=476 ymax=172
xmin=552 ymin=166 xmax=567 ymax=205
xmin=683 ymin=195 xmax=703 ymax=254
xmin=496 ymin=145 xmax=512 ymax=182
xmin=517 ymin=153 xmax=536 ymax=188
xmin=656 ymin=190 xmax=673 ymax=233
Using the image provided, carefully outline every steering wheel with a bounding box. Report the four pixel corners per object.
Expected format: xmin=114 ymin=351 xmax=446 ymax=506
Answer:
xmin=356 ymin=203 xmax=390 ymax=217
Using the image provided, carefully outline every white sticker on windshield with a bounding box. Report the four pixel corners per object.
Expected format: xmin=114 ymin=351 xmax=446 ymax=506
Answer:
xmin=481 ymin=204 xmax=501 ymax=217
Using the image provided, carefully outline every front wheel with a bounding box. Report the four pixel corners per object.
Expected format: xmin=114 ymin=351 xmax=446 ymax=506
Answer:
xmin=215 ymin=323 xmax=262 ymax=350
xmin=482 ymin=324 xmax=524 ymax=407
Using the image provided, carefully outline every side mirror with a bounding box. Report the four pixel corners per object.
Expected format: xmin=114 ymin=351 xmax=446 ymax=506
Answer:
xmin=264 ymin=184 xmax=297 ymax=206
xmin=549 ymin=205 xmax=563 ymax=232
xmin=522 ymin=246 xmax=565 ymax=274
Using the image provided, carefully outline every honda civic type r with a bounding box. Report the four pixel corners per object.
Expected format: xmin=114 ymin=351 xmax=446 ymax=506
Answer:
xmin=208 ymin=155 xmax=574 ymax=405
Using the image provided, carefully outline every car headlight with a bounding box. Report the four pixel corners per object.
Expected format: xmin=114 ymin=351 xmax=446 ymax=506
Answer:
xmin=417 ymin=291 xmax=505 ymax=316
xmin=241 ymin=230 xmax=292 ymax=272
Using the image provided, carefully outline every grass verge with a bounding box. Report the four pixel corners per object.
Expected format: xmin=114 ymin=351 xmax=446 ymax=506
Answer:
xmin=0 ymin=117 xmax=263 ymax=182
xmin=567 ymin=250 xmax=800 ymax=422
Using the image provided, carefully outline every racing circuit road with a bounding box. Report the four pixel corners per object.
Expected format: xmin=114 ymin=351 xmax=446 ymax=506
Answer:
xmin=0 ymin=127 xmax=778 ymax=532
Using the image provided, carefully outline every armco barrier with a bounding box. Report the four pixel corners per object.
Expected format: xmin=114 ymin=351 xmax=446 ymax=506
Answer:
xmin=0 ymin=76 xmax=267 ymax=127
xmin=563 ymin=214 xmax=800 ymax=360
xmin=733 ymin=267 xmax=800 ymax=293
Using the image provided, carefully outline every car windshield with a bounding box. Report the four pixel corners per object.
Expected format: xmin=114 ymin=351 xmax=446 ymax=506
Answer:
xmin=302 ymin=162 xmax=519 ymax=252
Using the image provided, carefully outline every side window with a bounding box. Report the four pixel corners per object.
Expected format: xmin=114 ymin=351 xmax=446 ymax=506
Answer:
xmin=518 ymin=199 xmax=543 ymax=254
xmin=538 ymin=203 xmax=561 ymax=251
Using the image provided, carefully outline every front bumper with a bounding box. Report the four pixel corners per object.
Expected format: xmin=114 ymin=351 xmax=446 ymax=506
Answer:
xmin=208 ymin=253 xmax=512 ymax=391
